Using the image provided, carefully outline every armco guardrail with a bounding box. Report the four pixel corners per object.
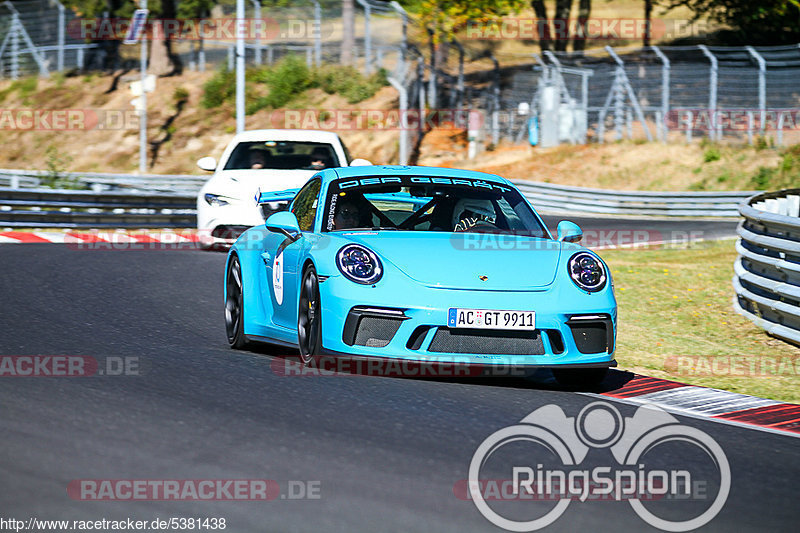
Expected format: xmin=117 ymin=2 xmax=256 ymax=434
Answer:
xmin=0 ymin=169 xmax=207 ymax=194
xmin=513 ymin=180 xmax=757 ymax=217
xmin=0 ymin=188 xmax=196 ymax=228
xmin=733 ymin=189 xmax=800 ymax=345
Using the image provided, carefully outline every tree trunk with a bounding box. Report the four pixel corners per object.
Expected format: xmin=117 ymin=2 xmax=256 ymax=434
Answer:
xmin=530 ymin=0 xmax=551 ymax=52
xmin=573 ymin=0 xmax=592 ymax=53
xmin=341 ymin=0 xmax=355 ymax=66
xmin=148 ymin=0 xmax=182 ymax=76
xmin=644 ymin=0 xmax=653 ymax=47
xmin=553 ymin=0 xmax=572 ymax=52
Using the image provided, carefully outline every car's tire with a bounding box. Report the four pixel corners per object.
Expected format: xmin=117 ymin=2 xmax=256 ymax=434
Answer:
xmin=225 ymin=255 xmax=250 ymax=349
xmin=552 ymin=367 xmax=608 ymax=389
xmin=297 ymin=264 xmax=322 ymax=364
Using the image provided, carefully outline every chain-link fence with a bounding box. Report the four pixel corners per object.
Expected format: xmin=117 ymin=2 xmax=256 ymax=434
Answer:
xmin=2 ymin=1 xmax=799 ymax=151
xmin=0 ymin=0 xmax=408 ymax=78
xmin=428 ymin=42 xmax=800 ymax=149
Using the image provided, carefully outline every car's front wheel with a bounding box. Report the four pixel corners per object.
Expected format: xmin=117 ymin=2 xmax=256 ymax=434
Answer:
xmin=298 ymin=265 xmax=322 ymax=363
xmin=552 ymin=367 xmax=608 ymax=389
xmin=225 ymin=255 xmax=249 ymax=349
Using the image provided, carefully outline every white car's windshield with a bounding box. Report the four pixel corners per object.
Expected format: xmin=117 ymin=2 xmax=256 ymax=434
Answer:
xmin=323 ymin=176 xmax=549 ymax=237
xmin=224 ymin=141 xmax=340 ymax=170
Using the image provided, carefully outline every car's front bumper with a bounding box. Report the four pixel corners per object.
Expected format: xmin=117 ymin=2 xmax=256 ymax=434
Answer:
xmin=317 ymin=273 xmax=617 ymax=367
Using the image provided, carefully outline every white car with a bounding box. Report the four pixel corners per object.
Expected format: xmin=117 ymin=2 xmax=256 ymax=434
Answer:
xmin=196 ymin=129 xmax=369 ymax=245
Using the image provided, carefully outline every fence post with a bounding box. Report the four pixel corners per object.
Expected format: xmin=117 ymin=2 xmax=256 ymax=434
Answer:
xmin=10 ymin=14 xmax=19 ymax=80
xmin=390 ymin=2 xmax=407 ymax=77
xmin=57 ymin=1 xmax=65 ymax=72
xmin=685 ymin=110 xmax=693 ymax=143
xmin=356 ymin=0 xmax=372 ymax=74
xmin=746 ymin=46 xmax=766 ymax=134
xmin=313 ymin=0 xmax=322 ymax=66
xmin=698 ymin=45 xmax=717 ymax=141
xmin=251 ymin=0 xmax=262 ymax=65
xmin=651 ymin=46 xmax=670 ymax=142
xmin=427 ymin=29 xmax=436 ymax=109
xmin=747 ymin=111 xmax=754 ymax=144
xmin=491 ymin=54 xmax=500 ymax=146
xmin=388 ymin=76 xmax=408 ymax=165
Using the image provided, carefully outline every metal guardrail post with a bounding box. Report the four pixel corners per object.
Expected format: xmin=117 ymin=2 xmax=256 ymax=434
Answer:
xmin=746 ymin=46 xmax=767 ymax=134
xmin=651 ymin=46 xmax=670 ymax=142
xmin=606 ymin=46 xmax=652 ymax=142
xmin=698 ymin=45 xmax=718 ymax=141
xmin=684 ymin=110 xmax=693 ymax=143
xmin=390 ymin=1 xmax=408 ymax=77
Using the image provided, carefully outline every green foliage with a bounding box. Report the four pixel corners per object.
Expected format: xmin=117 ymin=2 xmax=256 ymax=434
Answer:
xmin=661 ymin=0 xmax=800 ymax=44
xmin=748 ymin=144 xmax=800 ymax=190
xmin=41 ymin=146 xmax=83 ymax=189
xmin=201 ymin=67 xmax=235 ymax=109
xmin=417 ymin=0 xmax=527 ymax=41
xmin=703 ymin=146 xmax=721 ymax=162
xmin=203 ymin=58 xmax=389 ymax=115
xmin=313 ymin=65 xmax=388 ymax=104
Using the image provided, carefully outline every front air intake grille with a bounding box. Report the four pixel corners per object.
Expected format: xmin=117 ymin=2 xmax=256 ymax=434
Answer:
xmin=342 ymin=307 xmax=408 ymax=348
xmin=567 ymin=315 xmax=614 ymax=354
xmin=427 ymin=328 xmax=545 ymax=355
xmin=353 ymin=316 xmax=403 ymax=348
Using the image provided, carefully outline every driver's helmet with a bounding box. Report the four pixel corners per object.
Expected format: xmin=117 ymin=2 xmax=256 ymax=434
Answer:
xmin=452 ymin=198 xmax=495 ymax=229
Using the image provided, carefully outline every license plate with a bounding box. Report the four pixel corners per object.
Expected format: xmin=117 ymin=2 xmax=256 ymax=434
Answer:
xmin=447 ymin=308 xmax=535 ymax=330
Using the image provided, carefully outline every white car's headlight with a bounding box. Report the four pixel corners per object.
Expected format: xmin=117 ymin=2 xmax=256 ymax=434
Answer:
xmin=568 ymin=252 xmax=607 ymax=292
xmin=204 ymin=193 xmax=231 ymax=207
xmin=337 ymin=245 xmax=383 ymax=285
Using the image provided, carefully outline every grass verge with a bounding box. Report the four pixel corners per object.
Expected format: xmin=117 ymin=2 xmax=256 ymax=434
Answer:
xmin=601 ymin=239 xmax=800 ymax=403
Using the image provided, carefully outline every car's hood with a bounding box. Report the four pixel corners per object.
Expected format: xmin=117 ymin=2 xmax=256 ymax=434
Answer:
xmin=341 ymin=232 xmax=562 ymax=290
xmin=212 ymin=169 xmax=315 ymax=200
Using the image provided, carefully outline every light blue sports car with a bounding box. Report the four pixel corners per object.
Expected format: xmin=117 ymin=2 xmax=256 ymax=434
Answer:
xmin=224 ymin=166 xmax=617 ymax=386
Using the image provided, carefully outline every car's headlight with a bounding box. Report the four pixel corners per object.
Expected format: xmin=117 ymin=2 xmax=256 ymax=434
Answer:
xmin=337 ymin=244 xmax=383 ymax=285
xmin=568 ymin=252 xmax=607 ymax=292
xmin=204 ymin=193 xmax=230 ymax=207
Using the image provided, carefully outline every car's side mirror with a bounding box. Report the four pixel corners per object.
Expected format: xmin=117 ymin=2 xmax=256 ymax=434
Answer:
xmin=349 ymin=158 xmax=372 ymax=166
xmin=197 ymin=156 xmax=217 ymax=172
xmin=557 ymin=220 xmax=583 ymax=243
xmin=265 ymin=211 xmax=301 ymax=241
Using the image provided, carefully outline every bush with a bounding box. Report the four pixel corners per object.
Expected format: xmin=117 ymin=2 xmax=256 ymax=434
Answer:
xmin=313 ymin=65 xmax=388 ymax=104
xmin=703 ymin=146 xmax=721 ymax=163
xmin=748 ymin=144 xmax=800 ymax=190
xmin=201 ymin=67 xmax=235 ymax=108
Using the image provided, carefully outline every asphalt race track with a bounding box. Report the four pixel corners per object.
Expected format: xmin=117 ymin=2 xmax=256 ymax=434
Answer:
xmin=2 ymin=236 xmax=797 ymax=533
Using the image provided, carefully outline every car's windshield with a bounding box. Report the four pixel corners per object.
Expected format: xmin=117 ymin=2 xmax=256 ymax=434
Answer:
xmin=323 ymin=175 xmax=549 ymax=237
xmin=224 ymin=141 xmax=340 ymax=170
